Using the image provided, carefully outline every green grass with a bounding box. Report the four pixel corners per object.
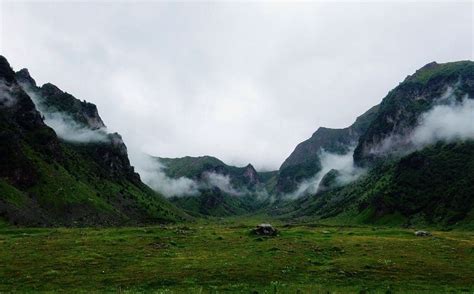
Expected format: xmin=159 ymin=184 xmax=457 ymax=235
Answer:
xmin=0 ymin=220 xmax=472 ymax=292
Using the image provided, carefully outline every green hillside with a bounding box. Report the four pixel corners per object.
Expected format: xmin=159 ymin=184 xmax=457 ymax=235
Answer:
xmin=0 ymin=56 xmax=188 ymax=226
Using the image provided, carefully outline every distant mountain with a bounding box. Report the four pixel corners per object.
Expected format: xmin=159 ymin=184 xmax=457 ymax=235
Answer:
xmin=272 ymin=60 xmax=474 ymax=227
xmin=154 ymin=156 xmax=272 ymax=216
xmin=0 ymin=56 xmax=188 ymax=226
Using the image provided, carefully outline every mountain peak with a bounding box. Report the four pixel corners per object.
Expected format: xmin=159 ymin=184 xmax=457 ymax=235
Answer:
xmin=41 ymin=82 xmax=63 ymax=96
xmin=16 ymin=68 xmax=37 ymax=87
xmin=0 ymin=55 xmax=16 ymax=83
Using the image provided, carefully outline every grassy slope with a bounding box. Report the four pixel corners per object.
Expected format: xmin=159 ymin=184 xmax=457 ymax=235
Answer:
xmin=0 ymin=139 xmax=187 ymax=226
xmin=0 ymin=55 xmax=188 ymax=226
xmin=0 ymin=221 xmax=472 ymax=292
xmin=272 ymin=141 xmax=474 ymax=228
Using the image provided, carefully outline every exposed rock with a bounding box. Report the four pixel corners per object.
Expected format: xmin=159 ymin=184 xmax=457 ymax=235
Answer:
xmin=415 ymin=230 xmax=432 ymax=237
xmin=252 ymin=223 xmax=278 ymax=236
xmin=243 ymin=163 xmax=260 ymax=186
xmin=277 ymin=104 xmax=379 ymax=194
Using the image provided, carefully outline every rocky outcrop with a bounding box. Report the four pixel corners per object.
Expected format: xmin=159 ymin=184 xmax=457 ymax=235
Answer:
xmin=1 ymin=55 xmax=187 ymax=226
xmin=243 ymin=164 xmax=260 ymax=186
xmin=276 ymin=104 xmax=379 ymax=194
xmin=15 ymin=70 xmax=106 ymax=130
xmin=353 ymin=61 xmax=474 ymax=166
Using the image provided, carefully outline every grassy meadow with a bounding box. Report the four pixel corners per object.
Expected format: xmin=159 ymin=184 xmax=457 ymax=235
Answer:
xmin=0 ymin=218 xmax=473 ymax=293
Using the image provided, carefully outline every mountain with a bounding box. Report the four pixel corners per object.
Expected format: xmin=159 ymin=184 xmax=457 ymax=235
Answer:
xmin=154 ymin=156 xmax=271 ymax=216
xmin=354 ymin=61 xmax=474 ymax=165
xmin=0 ymin=56 xmax=188 ymax=226
xmin=158 ymin=156 xmax=261 ymax=188
xmin=276 ymin=104 xmax=379 ymax=194
xmin=271 ymin=60 xmax=474 ymax=227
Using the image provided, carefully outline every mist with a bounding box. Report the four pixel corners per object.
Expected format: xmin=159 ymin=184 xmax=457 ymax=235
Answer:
xmin=284 ymin=148 xmax=365 ymax=199
xmin=412 ymin=96 xmax=474 ymax=146
xmin=42 ymin=112 xmax=109 ymax=143
xmin=369 ymin=88 xmax=474 ymax=156
xmin=0 ymin=80 xmax=18 ymax=108
xmin=3 ymin=2 xmax=471 ymax=170
xmin=203 ymin=172 xmax=242 ymax=196
xmin=130 ymin=152 xmax=200 ymax=197
xmin=18 ymin=84 xmax=110 ymax=143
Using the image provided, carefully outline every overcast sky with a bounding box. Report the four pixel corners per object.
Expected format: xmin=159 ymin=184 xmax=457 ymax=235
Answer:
xmin=1 ymin=1 xmax=472 ymax=170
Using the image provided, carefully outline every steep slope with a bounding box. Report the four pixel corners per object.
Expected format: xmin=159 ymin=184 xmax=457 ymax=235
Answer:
xmin=0 ymin=56 xmax=187 ymax=226
xmin=272 ymin=61 xmax=474 ymax=227
xmin=277 ymin=104 xmax=379 ymax=193
xmin=273 ymin=141 xmax=474 ymax=227
xmin=354 ymin=61 xmax=474 ymax=165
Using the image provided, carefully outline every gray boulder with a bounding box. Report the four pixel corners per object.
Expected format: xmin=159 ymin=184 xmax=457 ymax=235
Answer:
xmin=252 ymin=224 xmax=278 ymax=236
xmin=415 ymin=230 xmax=432 ymax=237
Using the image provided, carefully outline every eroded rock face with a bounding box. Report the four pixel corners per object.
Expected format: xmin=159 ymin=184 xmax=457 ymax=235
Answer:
xmin=243 ymin=164 xmax=260 ymax=186
xmin=277 ymin=105 xmax=380 ymax=194
xmin=252 ymin=224 xmax=278 ymax=236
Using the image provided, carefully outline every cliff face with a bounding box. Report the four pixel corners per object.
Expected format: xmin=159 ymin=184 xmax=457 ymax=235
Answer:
xmin=15 ymin=68 xmax=139 ymax=183
xmin=353 ymin=61 xmax=474 ymax=165
xmin=16 ymin=69 xmax=106 ymax=130
xmin=0 ymin=56 xmax=187 ymax=226
xmin=276 ymin=104 xmax=379 ymax=194
xmin=271 ymin=61 xmax=474 ymax=227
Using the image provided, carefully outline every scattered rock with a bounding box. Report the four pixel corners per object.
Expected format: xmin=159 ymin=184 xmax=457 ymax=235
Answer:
xmin=415 ymin=230 xmax=432 ymax=237
xmin=252 ymin=224 xmax=278 ymax=236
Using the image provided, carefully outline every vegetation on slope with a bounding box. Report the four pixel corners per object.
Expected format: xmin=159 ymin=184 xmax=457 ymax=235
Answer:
xmin=273 ymin=141 xmax=474 ymax=228
xmin=0 ymin=55 xmax=187 ymax=226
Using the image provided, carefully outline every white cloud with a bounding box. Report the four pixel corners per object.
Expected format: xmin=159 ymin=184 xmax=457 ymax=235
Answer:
xmin=369 ymin=88 xmax=474 ymax=156
xmin=1 ymin=2 xmax=472 ymax=170
xmin=203 ymin=172 xmax=242 ymax=196
xmin=42 ymin=111 xmax=109 ymax=143
xmin=412 ymin=97 xmax=474 ymax=146
xmin=284 ymin=148 xmax=365 ymax=199
xmin=0 ymin=80 xmax=18 ymax=107
xmin=130 ymin=152 xmax=200 ymax=197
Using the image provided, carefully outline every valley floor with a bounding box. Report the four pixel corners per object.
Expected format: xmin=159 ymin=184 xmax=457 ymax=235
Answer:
xmin=0 ymin=218 xmax=473 ymax=293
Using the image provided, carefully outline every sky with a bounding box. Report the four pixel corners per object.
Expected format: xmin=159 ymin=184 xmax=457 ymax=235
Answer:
xmin=0 ymin=1 xmax=472 ymax=171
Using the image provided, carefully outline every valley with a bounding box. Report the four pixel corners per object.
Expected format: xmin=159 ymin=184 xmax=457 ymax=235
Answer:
xmin=1 ymin=218 xmax=473 ymax=293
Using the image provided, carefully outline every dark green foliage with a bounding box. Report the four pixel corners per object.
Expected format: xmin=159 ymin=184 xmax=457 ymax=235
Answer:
xmin=276 ymin=141 xmax=474 ymax=227
xmin=0 ymin=55 xmax=187 ymax=226
xmin=170 ymin=189 xmax=263 ymax=217
xmin=157 ymin=156 xmax=272 ymax=216
xmin=158 ymin=156 xmax=262 ymax=188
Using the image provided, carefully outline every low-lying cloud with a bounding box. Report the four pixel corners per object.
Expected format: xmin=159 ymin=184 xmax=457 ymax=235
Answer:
xmin=20 ymin=85 xmax=109 ymax=143
xmin=284 ymin=148 xmax=365 ymax=199
xmin=203 ymin=172 xmax=242 ymax=196
xmin=42 ymin=112 xmax=109 ymax=143
xmin=130 ymin=151 xmax=273 ymax=199
xmin=131 ymin=152 xmax=200 ymax=197
xmin=369 ymin=88 xmax=474 ymax=156
xmin=412 ymin=96 xmax=474 ymax=146
xmin=0 ymin=80 xmax=18 ymax=107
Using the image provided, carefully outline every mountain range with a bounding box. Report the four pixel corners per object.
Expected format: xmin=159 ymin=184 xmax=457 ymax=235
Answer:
xmin=0 ymin=55 xmax=473 ymax=227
